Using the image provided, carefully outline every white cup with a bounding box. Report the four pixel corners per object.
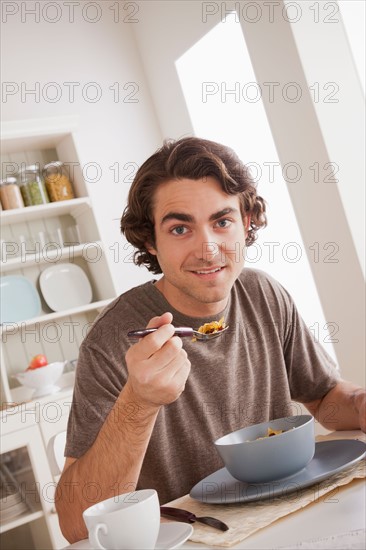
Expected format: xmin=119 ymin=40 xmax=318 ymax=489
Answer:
xmin=83 ymin=489 xmax=160 ymax=550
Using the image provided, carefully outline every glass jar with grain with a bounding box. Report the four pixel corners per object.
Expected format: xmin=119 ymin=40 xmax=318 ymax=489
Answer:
xmin=17 ymin=175 xmax=32 ymax=206
xmin=19 ymin=165 xmax=50 ymax=205
xmin=0 ymin=177 xmax=25 ymax=210
xmin=43 ymin=161 xmax=75 ymax=202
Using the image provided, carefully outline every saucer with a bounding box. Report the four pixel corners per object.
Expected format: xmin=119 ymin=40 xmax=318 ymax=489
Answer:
xmin=190 ymin=439 xmax=365 ymax=504
xmin=64 ymin=522 xmax=193 ymax=549
xmin=156 ymin=523 xmax=193 ymax=550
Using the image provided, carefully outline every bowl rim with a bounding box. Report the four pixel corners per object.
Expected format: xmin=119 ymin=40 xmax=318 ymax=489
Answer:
xmin=15 ymin=360 xmax=66 ymax=379
xmin=214 ymin=414 xmax=314 ymax=447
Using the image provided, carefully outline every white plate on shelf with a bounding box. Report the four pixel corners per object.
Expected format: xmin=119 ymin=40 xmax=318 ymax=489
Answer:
xmin=63 ymin=522 xmax=193 ymax=549
xmin=0 ymin=275 xmax=41 ymax=324
xmin=39 ymin=263 xmax=92 ymax=312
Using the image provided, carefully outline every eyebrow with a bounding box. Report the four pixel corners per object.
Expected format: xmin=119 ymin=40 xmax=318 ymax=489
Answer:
xmin=160 ymin=208 xmax=239 ymax=226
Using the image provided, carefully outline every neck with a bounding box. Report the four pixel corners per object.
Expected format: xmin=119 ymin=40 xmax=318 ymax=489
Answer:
xmin=154 ymin=277 xmax=229 ymax=318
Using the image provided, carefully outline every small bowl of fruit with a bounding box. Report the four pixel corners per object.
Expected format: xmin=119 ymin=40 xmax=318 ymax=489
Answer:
xmin=13 ymin=355 xmax=66 ymax=398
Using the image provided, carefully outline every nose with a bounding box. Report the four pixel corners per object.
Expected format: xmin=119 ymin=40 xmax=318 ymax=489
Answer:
xmin=192 ymin=227 xmax=220 ymax=262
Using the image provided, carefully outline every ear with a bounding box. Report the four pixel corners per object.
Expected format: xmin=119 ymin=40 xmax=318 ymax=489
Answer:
xmin=145 ymin=241 xmax=157 ymax=255
xmin=244 ymin=215 xmax=251 ymax=234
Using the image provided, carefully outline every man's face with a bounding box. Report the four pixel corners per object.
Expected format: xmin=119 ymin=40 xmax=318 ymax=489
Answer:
xmin=147 ymin=176 xmax=248 ymax=317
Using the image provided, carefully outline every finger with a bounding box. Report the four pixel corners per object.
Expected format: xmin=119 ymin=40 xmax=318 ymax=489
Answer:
xmin=133 ymin=324 xmax=176 ymax=360
xmin=171 ymin=363 xmax=191 ymax=396
xmin=146 ymin=312 xmax=173 ymax=329
xmin=149 ymin=350 xmax=191 ymax=393
xmin=168 ymin=352 xmax=191 ymax=384
xmin=155 ymin=351 xmax=191 ymax=393
xmin=148 ymin=336 xmax=185 ymax=371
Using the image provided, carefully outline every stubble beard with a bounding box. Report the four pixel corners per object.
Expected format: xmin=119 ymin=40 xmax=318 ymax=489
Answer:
xmin=173 ymin=278 xmax=230 ymax=307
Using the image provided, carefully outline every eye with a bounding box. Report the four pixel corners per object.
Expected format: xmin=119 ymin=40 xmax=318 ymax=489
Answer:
xmin=216 ymin=218 xmax=232 ymax=228
xmin=171 ymin=225 xmax=188 ymax=235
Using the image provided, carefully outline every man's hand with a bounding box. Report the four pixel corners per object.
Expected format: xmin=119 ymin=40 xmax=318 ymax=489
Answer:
xmin=355 ymin=390 xmax=366 ymax=432
xmin=125 ymin=312 xmax=191 ymax=408
xmin=305 ymin=381 xmax=366 ymax=433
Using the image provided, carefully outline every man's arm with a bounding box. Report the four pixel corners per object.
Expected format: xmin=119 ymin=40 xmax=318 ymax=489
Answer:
xmin=56 ymin=383 xmax=160 ymax=542
xmin=304 ymin=379 xmax=366 ymax=432
xmin=56 ymin=313 xmax=191 ymax=543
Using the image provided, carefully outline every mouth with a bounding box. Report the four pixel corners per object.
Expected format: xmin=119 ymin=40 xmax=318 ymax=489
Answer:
xmin=189 ymin=266 xmax=225 ymax=276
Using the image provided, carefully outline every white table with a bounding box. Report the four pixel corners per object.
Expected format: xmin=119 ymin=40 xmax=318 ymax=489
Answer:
xmin=64 ymin=431 xmax=365 ymax=549
xmin=184 ymin=479 xmax=365 ymax=549
xmin=181 ymin=430 xmax=365 ymax=549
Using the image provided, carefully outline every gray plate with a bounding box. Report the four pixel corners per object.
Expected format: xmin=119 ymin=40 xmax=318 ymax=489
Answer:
xmin=190 ymin=440 xmax=365 ymax=504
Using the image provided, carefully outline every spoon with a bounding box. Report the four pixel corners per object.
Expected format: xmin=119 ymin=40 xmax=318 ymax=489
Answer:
xmin=127 ymin=326 xmax=229 ymax=342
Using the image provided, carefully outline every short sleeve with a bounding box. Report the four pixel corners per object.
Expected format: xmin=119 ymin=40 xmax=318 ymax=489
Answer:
xmin=283 ymin=297 xmax=340 ymax=402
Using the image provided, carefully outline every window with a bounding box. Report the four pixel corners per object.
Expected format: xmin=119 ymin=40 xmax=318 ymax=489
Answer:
xmin=176 ymin=13 xmax=337 ymax=360
xmin=339 ymin=0 xmax=365 ymax=93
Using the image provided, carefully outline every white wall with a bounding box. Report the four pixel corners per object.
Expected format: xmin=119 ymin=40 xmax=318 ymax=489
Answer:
xmin=131 ymin=0 xmax=217 ymax=138
xmin=130 ymin=1 xmax=364 ymax=384
xmin=1 ymin=2 xmax=162 ymax=292
xmin=1 ymin=1 xmax=364 ymax=385
xmin=288 ymin=0 xmax=365 ymax=277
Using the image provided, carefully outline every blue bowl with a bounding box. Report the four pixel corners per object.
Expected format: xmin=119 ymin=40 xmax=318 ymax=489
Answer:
xmin=214 ymin=415 xmax=315 ymax=483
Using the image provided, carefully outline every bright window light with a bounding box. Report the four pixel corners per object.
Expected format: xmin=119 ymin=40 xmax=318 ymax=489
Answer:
xmin=176 ymin=13 xmax=337 ymax=361
xmin=338 ymin=0 xmax=365 ymax=94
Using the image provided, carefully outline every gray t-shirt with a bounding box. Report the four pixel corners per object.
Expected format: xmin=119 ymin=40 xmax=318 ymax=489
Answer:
xmin=66 ymin=268 xmax=339 ymax=504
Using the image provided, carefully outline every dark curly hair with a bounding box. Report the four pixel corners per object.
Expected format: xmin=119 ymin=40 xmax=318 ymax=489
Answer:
xmin=121 ymin=137 xmax=267 ymax=274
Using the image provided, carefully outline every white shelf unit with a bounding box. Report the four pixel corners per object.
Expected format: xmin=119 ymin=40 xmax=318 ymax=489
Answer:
xmin=1 ymin=120 xmax=117 ymax=406
xmin=0 ymin=118 xmax=118 ymax=548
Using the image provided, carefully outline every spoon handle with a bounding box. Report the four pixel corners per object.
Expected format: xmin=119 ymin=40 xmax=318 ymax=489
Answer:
xmin=160 ymin=506 xmax=229 ymax=532
xmin=128 ymin=327 xmax=194 ymax=339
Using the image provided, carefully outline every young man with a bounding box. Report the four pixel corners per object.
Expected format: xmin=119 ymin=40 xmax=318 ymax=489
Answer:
xmin=56 ymin=137 xmax=366 ymax=543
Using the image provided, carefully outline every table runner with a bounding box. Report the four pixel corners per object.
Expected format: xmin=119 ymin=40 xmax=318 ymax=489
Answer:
xmin=166 ymin=433 xmax=365 ymax=547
